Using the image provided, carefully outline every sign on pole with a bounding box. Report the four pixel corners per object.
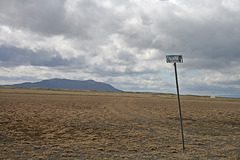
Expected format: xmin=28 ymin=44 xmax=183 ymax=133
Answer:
xmin=166 ymin=55 xmax=183 ymax=63
xmin=166 ymin=55 xmax=185 ymax=151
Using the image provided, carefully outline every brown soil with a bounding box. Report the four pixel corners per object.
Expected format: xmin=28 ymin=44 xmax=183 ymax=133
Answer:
xmin=0 ymin=87 xmax=240 ymax=159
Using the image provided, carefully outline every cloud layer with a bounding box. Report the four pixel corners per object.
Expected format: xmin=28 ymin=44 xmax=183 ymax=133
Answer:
xmin=0 ymin=0 xmax=240 ymax=97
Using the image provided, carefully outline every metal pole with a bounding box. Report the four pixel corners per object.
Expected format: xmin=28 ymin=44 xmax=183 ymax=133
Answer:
xmin=174 ymin=62 xmax=185 ymax=151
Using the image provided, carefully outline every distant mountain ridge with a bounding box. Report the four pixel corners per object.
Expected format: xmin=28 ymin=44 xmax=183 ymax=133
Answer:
xmin=5 ymin=78 xmax=122 ymax=92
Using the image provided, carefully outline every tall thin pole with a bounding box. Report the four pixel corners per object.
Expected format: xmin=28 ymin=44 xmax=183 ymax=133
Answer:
xmin=174 ymin=62 xmax=185 ymax=151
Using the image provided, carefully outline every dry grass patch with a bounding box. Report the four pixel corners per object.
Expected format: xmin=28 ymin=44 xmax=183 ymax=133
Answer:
xmin=0 ymin=88 xmax=240 ymax=159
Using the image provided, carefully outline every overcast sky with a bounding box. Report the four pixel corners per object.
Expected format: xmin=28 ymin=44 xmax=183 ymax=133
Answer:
xmin=0 ymin=0 xmax=240 ymax=97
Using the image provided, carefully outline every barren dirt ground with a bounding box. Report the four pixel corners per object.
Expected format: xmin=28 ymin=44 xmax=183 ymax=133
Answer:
xmin=0 ymin=87 xmax=240 ymax=159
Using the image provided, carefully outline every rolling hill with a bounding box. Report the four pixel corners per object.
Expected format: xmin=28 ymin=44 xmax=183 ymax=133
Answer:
xmin=5 ymin=78 xmax=122 ymax=92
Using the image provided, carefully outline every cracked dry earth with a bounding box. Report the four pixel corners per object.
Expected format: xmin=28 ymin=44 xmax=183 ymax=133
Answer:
xmin=0 ymin=88 xmax=240 ymax=159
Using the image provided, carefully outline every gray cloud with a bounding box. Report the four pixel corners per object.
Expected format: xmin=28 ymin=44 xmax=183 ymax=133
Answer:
xmin=0 ymin=46 xmax=86 ymax=68
xmin=0 ymin=0 xmax=240 ymax=97
xmin=0 ymin=0 xmax=67 ymax=36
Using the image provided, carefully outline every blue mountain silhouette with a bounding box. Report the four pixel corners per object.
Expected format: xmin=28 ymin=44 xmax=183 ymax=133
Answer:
xmin=6 ymin=78 xmax=122 ymax=92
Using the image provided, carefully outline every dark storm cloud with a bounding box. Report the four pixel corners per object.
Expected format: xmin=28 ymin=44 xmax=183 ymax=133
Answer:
xmin=0 ymin=0 xmax=67 ymax=36
xmin=0 ymin=46 xmax=86 ymax=68
xmin=0 ymin=0 xmax=128 ymax=40
xmin=150 ymin=9 xmax=240 ymax=71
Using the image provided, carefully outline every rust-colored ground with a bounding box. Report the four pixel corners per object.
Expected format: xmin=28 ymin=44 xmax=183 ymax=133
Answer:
xmin=0 ymin=87 xmax=240 ymax=159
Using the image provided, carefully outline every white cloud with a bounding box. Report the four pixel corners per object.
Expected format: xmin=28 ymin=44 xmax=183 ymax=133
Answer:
xmin=0 ymin=0 xmax=240 ymax=97
xmin=222 ymin=0 xmax=240 ymax=12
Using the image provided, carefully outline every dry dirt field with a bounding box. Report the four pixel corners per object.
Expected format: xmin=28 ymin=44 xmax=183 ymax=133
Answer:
xmin=0 ymin=87 xmax=240 ymax=159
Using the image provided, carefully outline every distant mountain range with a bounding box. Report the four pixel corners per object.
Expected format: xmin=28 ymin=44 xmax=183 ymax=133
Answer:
xmin=4 ymin=78 xmax=122 ymax=92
